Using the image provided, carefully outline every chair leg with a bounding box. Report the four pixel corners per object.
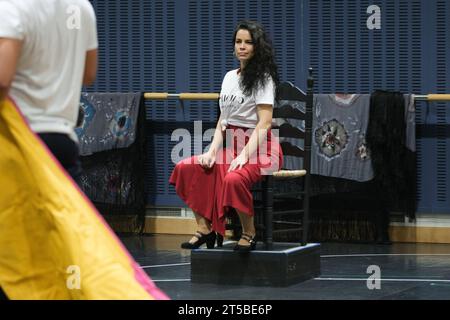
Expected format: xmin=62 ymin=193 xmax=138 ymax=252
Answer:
xmin=263 ymin=176 xmax=274 ymax=250
xmin=302 ymin=175 xmax=311 ymax=246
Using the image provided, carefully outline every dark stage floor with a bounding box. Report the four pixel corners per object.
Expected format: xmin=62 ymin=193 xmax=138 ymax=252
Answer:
xmin=120 ymin=234 xmax=450 ymax=300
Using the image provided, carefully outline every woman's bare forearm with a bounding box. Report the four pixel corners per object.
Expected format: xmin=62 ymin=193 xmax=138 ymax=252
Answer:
xmin=208 ymin=115 xmax=224 ymax=155
xmin=241 ymin=120 xmax=271 ymax=159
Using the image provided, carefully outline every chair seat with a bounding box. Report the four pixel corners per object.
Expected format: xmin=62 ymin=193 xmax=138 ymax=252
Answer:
xmin=273 ymin=169 xmax=307 ymax=179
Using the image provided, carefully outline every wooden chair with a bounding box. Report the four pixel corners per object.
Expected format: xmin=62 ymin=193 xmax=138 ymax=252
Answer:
xmin=255 ymin=69 xmax=314 ymax=249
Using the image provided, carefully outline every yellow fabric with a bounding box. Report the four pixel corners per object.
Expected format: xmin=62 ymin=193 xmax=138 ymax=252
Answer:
xmin=0 ymin=98 xmax=168 ymax=300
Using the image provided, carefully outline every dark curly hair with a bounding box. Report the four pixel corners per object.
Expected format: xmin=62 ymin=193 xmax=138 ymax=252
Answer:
xmin=233 ymin=20 xmax=280 ymax=100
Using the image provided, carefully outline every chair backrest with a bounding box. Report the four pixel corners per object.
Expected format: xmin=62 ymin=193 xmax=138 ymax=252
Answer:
xmin=272 ymin=81 xmax=313 ymax=172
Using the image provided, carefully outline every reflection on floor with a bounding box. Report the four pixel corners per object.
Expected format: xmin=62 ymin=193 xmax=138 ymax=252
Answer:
xmin=120 ymin=234 xmax=450 ymax=300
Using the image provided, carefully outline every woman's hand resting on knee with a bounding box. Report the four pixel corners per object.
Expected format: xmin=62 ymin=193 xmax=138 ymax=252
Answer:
xmin=197 ymin=151 xmax=216 ymax=169
xmin=228 ymin=151 xmax=248 ymax=172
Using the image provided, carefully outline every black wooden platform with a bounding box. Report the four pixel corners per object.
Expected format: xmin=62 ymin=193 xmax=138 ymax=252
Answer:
xmin=191 ymin=242 xmax=321 ymax=287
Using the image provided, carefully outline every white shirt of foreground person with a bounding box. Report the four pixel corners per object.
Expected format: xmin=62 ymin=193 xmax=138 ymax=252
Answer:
xmin=0 ymin=0 xmax=98 ymax=142
xmin=219 ymin=68 xmax=275 ymax=130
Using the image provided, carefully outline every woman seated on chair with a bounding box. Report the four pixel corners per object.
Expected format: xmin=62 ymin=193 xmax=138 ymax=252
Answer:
xmin=169 ymin=20 xmax=282 ymax=252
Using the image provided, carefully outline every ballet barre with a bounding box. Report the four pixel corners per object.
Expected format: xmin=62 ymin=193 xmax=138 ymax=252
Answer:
xmin=144 ymin=92 xmax=219 ymax=100
xmin=414 ymin=94 xmax=450 ymax=102
xmin=143 ymin=93 xmax=450 ymax=102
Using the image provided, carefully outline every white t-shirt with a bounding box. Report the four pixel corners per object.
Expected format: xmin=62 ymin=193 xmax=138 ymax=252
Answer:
xmin=0 ymin=0 xmax=98 ymax=142
xmin=219 ymin=69 xmax=275 ymax=129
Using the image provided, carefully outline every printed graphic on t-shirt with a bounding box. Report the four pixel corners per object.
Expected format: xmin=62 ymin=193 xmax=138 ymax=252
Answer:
xmin=110 ymin=110 xmax=132 ymax=139
xmin=356 ymin=136 xmax=371 ymax=161
xmin=220 ymin=94 xmax=245 ymax=107
xmin=75 ymin=96 xmax=96 ymax=137
xmin=314 ymin=119 xmax=348 ymax=159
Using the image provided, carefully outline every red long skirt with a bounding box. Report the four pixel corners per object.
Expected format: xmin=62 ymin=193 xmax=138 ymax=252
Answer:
xmin=169 ymin=125 xmax=283 ymax=236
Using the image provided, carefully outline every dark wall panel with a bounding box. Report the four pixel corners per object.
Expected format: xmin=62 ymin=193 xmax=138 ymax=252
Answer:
xmin=87 ymin=0 xmax=450 ymax=213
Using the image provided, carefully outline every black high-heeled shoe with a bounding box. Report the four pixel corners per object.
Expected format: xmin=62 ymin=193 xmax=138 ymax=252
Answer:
xmin=233 ymin=233 xmax=257 ymax=252
xmin=216 ymin=233 xmax=224 ymax=248
xmin=181 ymin=231 xmax=216 ymax=249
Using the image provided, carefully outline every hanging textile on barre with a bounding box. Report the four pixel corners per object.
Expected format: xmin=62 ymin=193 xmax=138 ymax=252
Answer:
xmin=367 ymin=90 xmax=416 ymax=218
xmin=75 ymin=93 xmax=147 ymax=233
xmin=311 ymin=93 xmax=373 ymax=182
